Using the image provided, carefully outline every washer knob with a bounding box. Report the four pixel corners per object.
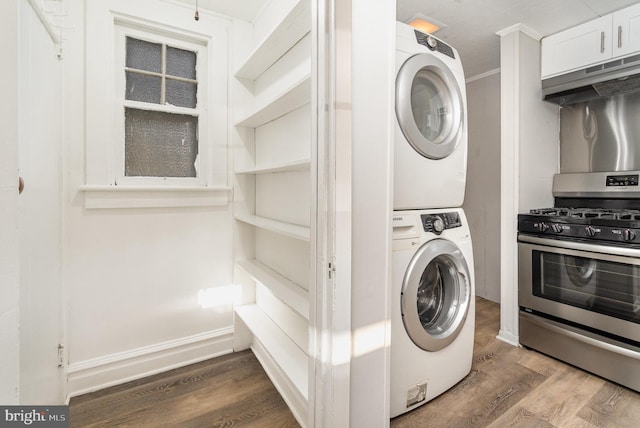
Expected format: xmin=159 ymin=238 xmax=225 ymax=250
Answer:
xmin=433 ymin=218 xmax=445 ymax=233
xmin=426 ymin=35 xmax=437 ymax=49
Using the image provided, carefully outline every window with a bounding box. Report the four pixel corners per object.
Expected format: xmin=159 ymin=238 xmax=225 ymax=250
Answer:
xmin=84 ymin=7 xmax=229 ymax=208
xmin=116 ymin=28 xmax=207 ymax=186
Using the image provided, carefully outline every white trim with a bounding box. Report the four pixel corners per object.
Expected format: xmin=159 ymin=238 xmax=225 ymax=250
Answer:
xmin=66 ymin=327 xmax=234 ymax=399
xmin=497 ymin=330 xmax=520 ymax=347
xmin=496 ymin=23 xmax=542 ymax=41
xmin=499 ymin=29 xmax=520 ymax=349
xmin=80 ymin=185 xmax=231 ymax=209
xmin=26 ymin=0 xmax=63 ymax=56
xmin=466 ymin=68 xmax=500 ymax=83
xmin=252 ymin=340 xmax=308 ymax=428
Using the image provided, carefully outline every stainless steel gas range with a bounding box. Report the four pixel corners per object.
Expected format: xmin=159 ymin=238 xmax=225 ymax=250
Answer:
xmin=518 ymin=172 xmax=640 ymax=392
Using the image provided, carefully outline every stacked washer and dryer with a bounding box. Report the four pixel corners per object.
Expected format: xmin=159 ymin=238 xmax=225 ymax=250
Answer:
xmin=390 ymin=22 xmax=475 ymax=418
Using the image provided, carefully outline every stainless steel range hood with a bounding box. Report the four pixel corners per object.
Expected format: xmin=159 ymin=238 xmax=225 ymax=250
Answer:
xmin=543 ymin=53 xmax=640 ymax=105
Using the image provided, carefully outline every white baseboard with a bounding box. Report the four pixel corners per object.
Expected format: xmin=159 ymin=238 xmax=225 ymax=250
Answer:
xmin=497 ymin=329 xmax=520 ymax=347
xmin=251 ymin=339 xmax=308 ymax=428
xmin=66 ymin=327 xmax=234 ymax=401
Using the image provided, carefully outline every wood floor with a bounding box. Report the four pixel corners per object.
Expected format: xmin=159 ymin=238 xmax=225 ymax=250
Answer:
xmin=70 ymin=297 xmax=640 ymax=427
xmin=69 ymin=351 xmax=299 ymax=427
xmin=391 ymin=298 xmax=640 ymax=428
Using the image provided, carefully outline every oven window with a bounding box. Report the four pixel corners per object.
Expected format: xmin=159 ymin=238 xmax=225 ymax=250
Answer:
xmin=532 ymin=251 xmax=640 ymax=323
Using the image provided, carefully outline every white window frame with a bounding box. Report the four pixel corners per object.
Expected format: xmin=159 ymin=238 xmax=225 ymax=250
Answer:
xmin=115 ymin=25 xmax=208 ymax=187
xmin=82 ymin=2 xmax=230 ymax=209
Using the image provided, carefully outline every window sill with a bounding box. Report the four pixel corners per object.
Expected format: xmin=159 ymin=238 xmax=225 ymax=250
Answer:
xmin=79 ymin=185 xmax=231 ymax=209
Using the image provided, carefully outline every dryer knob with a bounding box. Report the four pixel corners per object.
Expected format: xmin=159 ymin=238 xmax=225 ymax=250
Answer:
xmin=433 ymin=218 xmax=445 ymax=233
xmin=426 ymin=35 xmax=437 ymax=49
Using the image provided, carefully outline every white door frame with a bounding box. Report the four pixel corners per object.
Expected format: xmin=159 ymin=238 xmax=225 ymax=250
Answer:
xmin=310 ymin=0 xmax=352 ymax=425
xmin=0 ymin=0 xmax=21 ymax=405
xmin=311 ymin=0 xmax=395 ymax=426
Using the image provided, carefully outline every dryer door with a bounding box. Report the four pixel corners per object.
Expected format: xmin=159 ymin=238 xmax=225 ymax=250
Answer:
xmin=401 ymin=238 xmax=471 ymax=351
xmin=396 ymin=53 xmax=464 ymax=160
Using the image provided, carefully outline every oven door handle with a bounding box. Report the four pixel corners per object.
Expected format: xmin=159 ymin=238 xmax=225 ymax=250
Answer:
xmin=522 ymin=312 xmax=640 ymax=360
xmin=518 ymin=234 xmax=640 ymax=258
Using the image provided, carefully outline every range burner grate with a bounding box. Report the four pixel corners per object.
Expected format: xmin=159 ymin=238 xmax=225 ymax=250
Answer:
xmin=529 ymin=207 xmax=640 ymax=221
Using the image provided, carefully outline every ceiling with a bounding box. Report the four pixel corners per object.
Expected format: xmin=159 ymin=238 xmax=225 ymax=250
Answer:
xmin=178 ymin=0 xmax=640 ymax=78
xmin=174 ymin=0 xmax=268 ymax=22
xmin=398 ymin=0 xmax=640 ymax=78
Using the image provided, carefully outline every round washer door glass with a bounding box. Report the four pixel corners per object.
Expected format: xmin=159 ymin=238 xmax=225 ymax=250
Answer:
xmin=396 ymin=53 xmax=464 ymax=160
xmin=402 ymin=239 xmax=471 ymax=351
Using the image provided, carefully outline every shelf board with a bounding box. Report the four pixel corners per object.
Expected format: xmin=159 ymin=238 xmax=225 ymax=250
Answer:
xmin=235 ymin=159 xmax=310 ymax=175
xmin=235 ymin=74 xmax=310 ymax=128
xmin=234 ymin=0 xmax=311 ymax=80
xmin=237 ymin=259 xmax=309 ymax=320
xmin=235 ymin=304 xmax=308 ymax=399
xmin=235 ymin=213 xmax=310 ymax=242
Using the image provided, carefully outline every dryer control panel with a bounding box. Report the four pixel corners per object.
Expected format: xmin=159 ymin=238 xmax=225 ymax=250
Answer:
xmin=421 ymin=212 xmax=462 ymax=235
xmin=414 ymin=30 xmax=455 ymax=59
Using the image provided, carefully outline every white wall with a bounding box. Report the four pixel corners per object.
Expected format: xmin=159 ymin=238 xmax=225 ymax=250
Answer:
xmin=0 ymin=0 xmax=20 ymax=405
xmin=497 ymin=25 xmax=559 ymax=346
xmin=63 ymin=0 xmax=236 ymax=396
xmin=464 ymin=71 xmax=501 ymax=303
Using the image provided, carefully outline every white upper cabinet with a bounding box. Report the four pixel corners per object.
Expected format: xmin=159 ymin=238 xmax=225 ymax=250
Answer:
xmin=541 ymin=16 xmax=611 ymax=78
xmin=541 ymin=3 xmax=640 ymax=79
xmin=612 ymin=2 xmax=640 ymax=57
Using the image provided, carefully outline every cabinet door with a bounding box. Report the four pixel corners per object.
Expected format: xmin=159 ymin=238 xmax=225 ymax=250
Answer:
xmin=613 ymin=2 xmax=640 ymax=57
xmin=541 ymin=15 xmax=612 ymax=79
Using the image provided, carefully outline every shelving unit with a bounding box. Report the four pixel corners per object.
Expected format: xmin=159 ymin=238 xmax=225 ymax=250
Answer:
xmin=237 ymin=259 xmax=309 ymax=319
xmin=234 ymin=0 xmax=311 ymax=80
xmin=235 ymin=158 xmax=310 ymax=175
xmin=231 ymin=0 xmax=312 ymax=426
xmin=235 ymin=74 xmax=310 ymax=128
xmin=234 ymin=213 xmax=310 ymax=241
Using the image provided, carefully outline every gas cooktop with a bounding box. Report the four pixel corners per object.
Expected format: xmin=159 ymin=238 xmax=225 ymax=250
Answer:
xmin=519 ymin=207 xmax=640 ymax=244
xmin=529 ymin=207 xmax=640 ymax=221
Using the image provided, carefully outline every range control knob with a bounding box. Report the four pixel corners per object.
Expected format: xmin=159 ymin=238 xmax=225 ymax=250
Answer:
xmin=426 ymin=35 xmax=437 ymax=49
xmin=535 ymin=222 xmax=549 ymax=232
xmin=623 ymin=229 xmax=637 ymax=241
xmin=585 ymin=226 xmax=598 ymax=237
xmin=433 ymin=218 xmax=445 ymax=233
xmin=551 ymin=224 xmax=563 ymax=233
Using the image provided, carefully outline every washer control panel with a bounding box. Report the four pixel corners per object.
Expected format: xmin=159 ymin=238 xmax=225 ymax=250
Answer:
xmin=414 ymin=30 xmax=455 ymax=59
xmin=421 ymin=212 xmax=462 ymax=235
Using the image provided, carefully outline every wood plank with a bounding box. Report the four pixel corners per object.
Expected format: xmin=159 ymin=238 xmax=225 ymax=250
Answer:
xmin=487 ymin=406 xmax=555 ymax=428
xmin=576 ymin=382 xmax=640 ymax=427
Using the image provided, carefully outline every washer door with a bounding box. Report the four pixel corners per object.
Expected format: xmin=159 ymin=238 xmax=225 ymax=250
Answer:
xmin=401 ymin=239 xmax=471 ymax=351
xmin=396 ymin=53 xmax=464 ymax=160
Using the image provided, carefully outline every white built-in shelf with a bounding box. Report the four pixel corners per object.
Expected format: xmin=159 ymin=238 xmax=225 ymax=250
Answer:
xmin=235 ymin=74 xmax=310 ymax=128
xmin=235 ymin=159 xmax=310 ymax=175
xmin=235 ymin=213 xmax=311 ymax=242
xmin=234 ymin=0 xmax=311 ymax=80
xmin=235 ymin=304 xmax=309 ymax=399
xmin=237 ymin=259 xmax=309 ymax=320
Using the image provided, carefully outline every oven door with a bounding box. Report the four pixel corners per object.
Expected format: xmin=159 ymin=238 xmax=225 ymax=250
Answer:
xmin=518 ymin=235 xmax=640 ymax=343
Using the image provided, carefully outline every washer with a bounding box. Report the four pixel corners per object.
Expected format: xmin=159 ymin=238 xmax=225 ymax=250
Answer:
xmin=390 ymin=208 xmax=475 ymax=418
xmin=394 ymin=22 xmax=468 ymax=210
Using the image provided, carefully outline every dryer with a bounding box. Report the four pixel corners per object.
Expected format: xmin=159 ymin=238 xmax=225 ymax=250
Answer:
xmin=394 ymin=22 xmax=468 ymax=210
xmin=390 ymin=208 xmax=475 ymax=418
